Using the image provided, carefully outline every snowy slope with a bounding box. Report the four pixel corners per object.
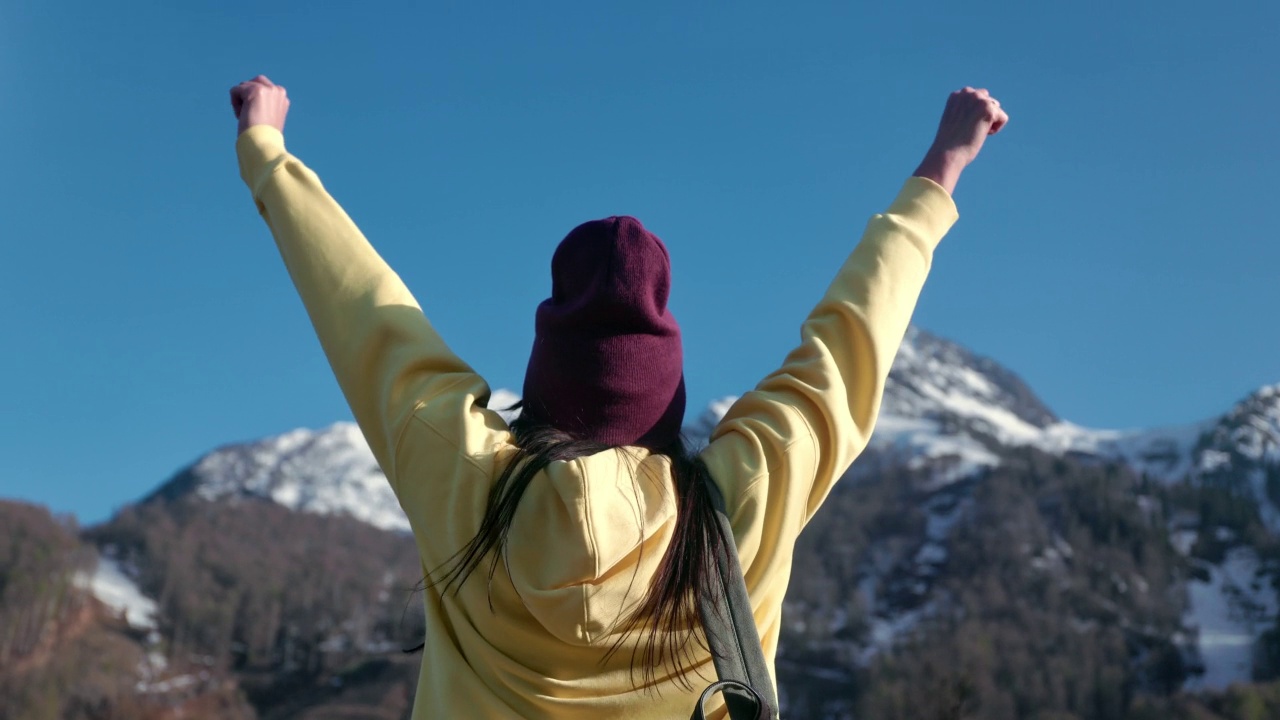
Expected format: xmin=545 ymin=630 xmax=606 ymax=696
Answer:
xmin=1205 ymin=384 xmax=1280 ymax=466
xmin=175 ymin=423 xmax=407 ymax=532
xmin=1182 ymin=547 xmax=1279 ymax=691
xmin=156 ymin=388 xmax=525 ymax=534
xmin=873 ymin=328 xmax=1237 ymax=487
xmin=687 ymin=328 xmax=1215 ymax=487
xmin=73 ymin=557 xmax=158 ymax=630
xmin=1192 ymin=384 xmax=1280 ymax=532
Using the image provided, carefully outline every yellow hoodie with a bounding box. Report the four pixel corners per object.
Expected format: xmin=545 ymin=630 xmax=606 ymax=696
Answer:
xmin=236 ymin=125 xmax=958 ymax=719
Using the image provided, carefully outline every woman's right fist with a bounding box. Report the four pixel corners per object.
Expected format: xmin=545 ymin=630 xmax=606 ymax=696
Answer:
xmin=913 ymin=87 xmax=1008 ymax=194
xmin=230 ymin=75 xmax=290 ymax=136
xmin=928 ymin=87 xmax=1008 ymax=167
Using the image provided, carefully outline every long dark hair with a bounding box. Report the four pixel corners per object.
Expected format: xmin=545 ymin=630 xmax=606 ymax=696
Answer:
xmin=427 ymin=404 xmax=729 ymax=689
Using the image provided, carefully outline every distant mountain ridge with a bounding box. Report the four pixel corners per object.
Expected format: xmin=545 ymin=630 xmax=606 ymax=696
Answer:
xmin=129 ymin=325 xmax=1280 ymax=704
xmin=146 ymin=327 xmax=1280 ymax=535
xmin=148 ymin=423 xmax=406 ymax=532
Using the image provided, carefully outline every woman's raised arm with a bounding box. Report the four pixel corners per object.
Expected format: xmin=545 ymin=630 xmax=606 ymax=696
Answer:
xmin=700 ymin=87 xmax=1008 ymax=585
xmin=230 ymin=76 xmax=489 ymax=490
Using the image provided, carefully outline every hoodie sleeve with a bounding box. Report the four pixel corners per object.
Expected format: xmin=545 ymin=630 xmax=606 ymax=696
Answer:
xmin=700 ymin=176 xmax=958 ymax=585
xmin=235 ymin=126 xmax=496 ymax=494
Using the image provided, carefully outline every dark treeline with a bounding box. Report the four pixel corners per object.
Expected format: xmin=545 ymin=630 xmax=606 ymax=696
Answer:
xmin=85 ymin=495 xmax=425 ymax=706
xmin=0 ymin=501 xmax=93 ymax=667
xmin=779 ymin=447 xmax=1280 ymax=720
xmin=0 ymin=501 xmax=239 ymax=719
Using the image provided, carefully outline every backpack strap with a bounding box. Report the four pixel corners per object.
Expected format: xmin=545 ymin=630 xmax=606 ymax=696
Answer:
xmin=692 ymin=475 xmax=780 ymax=720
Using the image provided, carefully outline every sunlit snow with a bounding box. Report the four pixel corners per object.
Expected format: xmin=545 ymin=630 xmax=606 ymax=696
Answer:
xmin=1183 ymin=547 xmax=1279 ymax=691
xmin=74 ymin=557 xmax=158 ymax=630
xmin=489 ymin=388 xmax=522 ymax=422
xmin=192 ymin=423 xmax=408 ymax=532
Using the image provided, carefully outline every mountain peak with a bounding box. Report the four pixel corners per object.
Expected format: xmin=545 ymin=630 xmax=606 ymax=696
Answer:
xmin=886 ymin=327 xmax=1058 ymax=433
xmin=1203 ymin=384 xmax=1280 ymax=465
xmin=148 ymin=423 xmax=407 ymax=533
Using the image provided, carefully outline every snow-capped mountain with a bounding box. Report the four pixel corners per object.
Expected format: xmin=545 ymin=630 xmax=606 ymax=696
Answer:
xmin=690 ymin=328 xmax=1228 ymax=490
xmin=137 ymin=325 xmax=1280 ymax=694
xmin=150 ymin=423 xmax=406 ymax=532
xmin=863 ymin=327 xmax=1223 ymax=487
xmin=696 ymin=327 xmax=1280 ymax=691
xmin=145 ymin=390 xmax=526 ymax=535
xmin=151 ymin=327 xmax=1275 ymax=536
xmin=1193 ymin=384 xmax=1280 ymax=531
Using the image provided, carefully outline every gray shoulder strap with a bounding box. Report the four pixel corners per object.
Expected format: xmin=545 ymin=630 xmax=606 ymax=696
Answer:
xmin=692 ymin=475 xmax=781 ymax=720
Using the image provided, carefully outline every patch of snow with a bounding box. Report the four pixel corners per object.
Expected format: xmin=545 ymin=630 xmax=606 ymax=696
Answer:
xmin=1030 ymin=544 xmax=1070 ymax=574
xmin=914 ymin=542 xmax=947 ymax=566
xmin=1024 ymin=419 xmax=1211 ymax=484
xmin=1172 ymin=530 xmax=1199 ymax=556
xmin=1200 ymin=449 xmax=1232 ymax=473
xmin=1183 ymin=548 xmax=1279 ymax=691
xmin=915 ymin=383 xmax=1044 ymax=445
xmin=146 ymin=650 xmax=167 ymax=672
xmin=704 ymin=396 xmax=739 ymax=423
xmin=318 ymin=635 xmax=349 ymax=653
xmin=73 ymin=558 xmax=158 ymax=630
xmin=924 ymin=495 xmax=970 ymax=542
xmin=488 ymin=388 xmax=522 ymax=422
xmin=954 ymin=366 xmax=997 ymax=398
xmin=857 ymin=604 xmax=931 ymax=665
xmin=872 ymin=413 xmax=933 ymax=436
xmin=1035 ymin=421 xmax=1123 ymax=454
xmin=1226 ymin=385 xmax=1280 ymax=465
xmin=136 ymin=673 xmax=203 ymax=695
xmin=877 ymin=421 xmax=1000 ymax=491
xmin=1104 ymin=422 xmax=1212 ymax=482
xmin=682 ymin=395 xmax=740 ymax=448
xmin=1053 ymin=534 xmax=1075 ymax=559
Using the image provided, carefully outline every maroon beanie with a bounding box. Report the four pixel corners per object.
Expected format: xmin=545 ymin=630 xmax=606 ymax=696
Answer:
xmin=521 ymin=216 xmax=685 ymax=448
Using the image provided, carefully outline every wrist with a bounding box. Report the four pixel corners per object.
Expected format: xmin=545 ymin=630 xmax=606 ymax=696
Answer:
xmin=238 ymin=120 xmax=283 ymax=137
xmin=913 ymin=147 xmax=968 ymax=195
xmin=238 ymin=110 xmax=285 ymax=137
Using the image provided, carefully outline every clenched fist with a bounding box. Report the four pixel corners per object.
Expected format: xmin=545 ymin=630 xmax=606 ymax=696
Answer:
xmin=230 ymin=75 xmax=290 ymax=136
xmin=914 ymin=87 xmax=1009 ymax=195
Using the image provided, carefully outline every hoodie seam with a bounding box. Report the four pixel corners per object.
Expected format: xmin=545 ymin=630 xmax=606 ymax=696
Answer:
xmin=575 ymin=455 xmax=599 ymax=644
xmin=408 ymin=411 xmax=493 ymax=479
xmin=403 ymin=374 xmax=507 ymax=478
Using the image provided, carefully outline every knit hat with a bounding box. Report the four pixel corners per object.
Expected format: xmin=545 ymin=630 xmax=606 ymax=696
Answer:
xmin=521 ymin=216 xmax=685 ymax=448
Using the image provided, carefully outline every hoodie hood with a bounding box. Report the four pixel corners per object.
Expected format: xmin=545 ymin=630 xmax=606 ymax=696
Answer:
xmin=503 ymin=448 xmax=679 ymax=645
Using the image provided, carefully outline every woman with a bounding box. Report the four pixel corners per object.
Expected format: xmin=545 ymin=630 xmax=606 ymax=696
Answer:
xmin=230 ymin=75 xmax=1006 ymax=719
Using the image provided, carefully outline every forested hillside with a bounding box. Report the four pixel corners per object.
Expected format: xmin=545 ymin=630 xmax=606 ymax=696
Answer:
xmin=780 ymin=449 xmax=1190 ymax=718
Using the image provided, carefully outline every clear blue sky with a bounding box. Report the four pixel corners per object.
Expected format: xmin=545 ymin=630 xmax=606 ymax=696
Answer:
xmin=1 ymin=1 xmax=1277 ymax=524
